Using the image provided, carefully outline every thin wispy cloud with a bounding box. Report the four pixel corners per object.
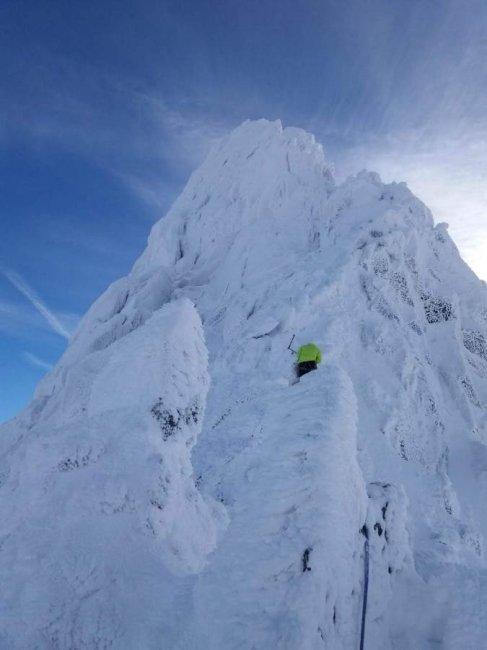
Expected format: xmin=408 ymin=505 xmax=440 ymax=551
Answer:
xmin=3 ymin=270 xmax=72 ymax=340
xmin=0 ymin=299 xmax=52 ymax=339
xmin=23 ymin=351 xmax=53 ymax=371
xmin=1 ymin=53 xmax=229 ymax=220
xmin=1 ymin=52 xmax=226 ymax=183
xmin=114 ymin=172 xmax=177 ymax=213
xmin=130 ymin=90 xmax=227 ymax=166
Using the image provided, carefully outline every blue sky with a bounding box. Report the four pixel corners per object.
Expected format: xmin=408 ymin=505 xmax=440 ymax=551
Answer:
xmin=1 ymin=0 xmax=486 ymax=423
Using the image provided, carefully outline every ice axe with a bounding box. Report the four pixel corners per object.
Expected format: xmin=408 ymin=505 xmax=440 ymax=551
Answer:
xmin=287 ymin=334 xmax=297 ymax=355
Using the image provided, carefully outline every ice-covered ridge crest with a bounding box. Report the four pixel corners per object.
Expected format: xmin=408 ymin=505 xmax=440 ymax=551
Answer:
xmin=137 ymin=118 xmax=335 ymax=275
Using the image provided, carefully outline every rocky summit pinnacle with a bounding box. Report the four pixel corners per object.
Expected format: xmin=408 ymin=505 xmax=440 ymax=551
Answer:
xmin=1 ymin=120 xmax=487 ymax=650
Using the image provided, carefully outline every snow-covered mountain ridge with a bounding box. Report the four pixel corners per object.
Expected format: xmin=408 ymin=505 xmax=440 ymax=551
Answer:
xmin=2 ymin=119 xmax=487 ymax=649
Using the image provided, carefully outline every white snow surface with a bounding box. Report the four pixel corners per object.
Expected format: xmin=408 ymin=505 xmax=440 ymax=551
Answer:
xmin=2 ymin=119 xmax=487 ymax=648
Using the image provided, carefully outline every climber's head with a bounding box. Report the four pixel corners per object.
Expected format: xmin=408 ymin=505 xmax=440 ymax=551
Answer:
xmin=297 ymin=342 xmax=322 ymax=364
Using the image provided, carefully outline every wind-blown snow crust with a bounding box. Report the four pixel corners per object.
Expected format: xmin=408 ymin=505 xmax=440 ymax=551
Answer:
xmin=1 ymin=119 xmax=487 ymax=649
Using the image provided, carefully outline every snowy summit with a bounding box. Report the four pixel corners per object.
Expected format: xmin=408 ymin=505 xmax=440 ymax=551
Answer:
xmin=1 ymin=119 xmax=487 ymax=649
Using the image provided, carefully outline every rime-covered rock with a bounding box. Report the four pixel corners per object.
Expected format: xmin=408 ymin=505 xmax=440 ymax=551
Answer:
xmin=1 ymin=119 xmax=487 ymax=649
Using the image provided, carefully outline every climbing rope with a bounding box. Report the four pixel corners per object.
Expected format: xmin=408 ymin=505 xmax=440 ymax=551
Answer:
xmin=359 ymin=525 xmax=370 ymax=650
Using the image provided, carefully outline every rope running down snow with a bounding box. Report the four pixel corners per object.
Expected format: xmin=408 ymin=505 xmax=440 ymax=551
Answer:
xmin=359 ymin=525 xmax=370 ymax=650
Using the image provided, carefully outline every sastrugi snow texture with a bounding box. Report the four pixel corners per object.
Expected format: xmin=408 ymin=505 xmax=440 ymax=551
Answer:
xmin=1 ymin=119 xmax=487 ymax=649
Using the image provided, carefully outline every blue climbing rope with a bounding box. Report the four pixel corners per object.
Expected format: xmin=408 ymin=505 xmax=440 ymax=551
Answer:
xmin=359 ymin=525 xmax=370 ymax=650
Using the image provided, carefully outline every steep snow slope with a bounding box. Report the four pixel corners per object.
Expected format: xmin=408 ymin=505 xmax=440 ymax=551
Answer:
xmin=1 ymin=119 xmax=487 ymax=649
xmin=184 ymin=367 xmax=366 ymax=650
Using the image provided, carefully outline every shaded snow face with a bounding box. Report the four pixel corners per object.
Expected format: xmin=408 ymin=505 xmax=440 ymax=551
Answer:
xmin=2 ymin=118 xmax=487 ymax=649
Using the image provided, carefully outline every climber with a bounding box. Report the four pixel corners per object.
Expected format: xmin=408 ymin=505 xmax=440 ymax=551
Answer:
xmin=296 ymin=342 xmax=322 ymax=378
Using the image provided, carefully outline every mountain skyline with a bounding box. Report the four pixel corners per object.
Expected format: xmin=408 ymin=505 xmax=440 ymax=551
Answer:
xmin=1 ymin=0 xmax=487 ymax=424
